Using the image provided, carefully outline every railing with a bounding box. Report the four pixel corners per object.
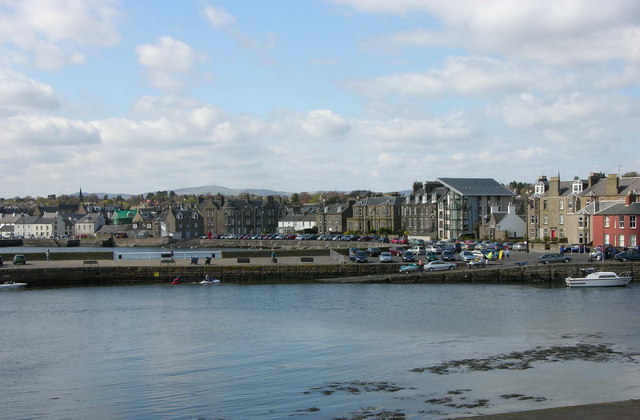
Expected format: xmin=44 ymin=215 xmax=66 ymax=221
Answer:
xmin=112 ymin=250 xmax=222 ymax=260
xmin=330 ymin=249 xmax=347 ymax=264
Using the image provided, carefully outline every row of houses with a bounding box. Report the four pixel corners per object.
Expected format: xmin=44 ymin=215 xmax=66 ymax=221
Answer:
xmin=1 ymin=173 xmax=638 ymax=246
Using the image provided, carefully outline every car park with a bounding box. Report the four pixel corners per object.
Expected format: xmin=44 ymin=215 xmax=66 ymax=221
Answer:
xmin=538 ymin=253 xmax=571 ymax=264
xmin=423 ymin=260 xmax=456 ymax=271
xmin=378 ymin=252 xmax=394 ymax=263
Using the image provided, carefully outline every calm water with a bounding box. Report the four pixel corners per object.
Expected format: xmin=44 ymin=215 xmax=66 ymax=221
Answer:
xmin=1 ymin=283 xmax=639 ymax=419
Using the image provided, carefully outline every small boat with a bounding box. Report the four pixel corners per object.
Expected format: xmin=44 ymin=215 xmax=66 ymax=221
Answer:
xmin=171 ymin=276 xmax=182 ymax=285
xmin=0 ymin=281 xmax=27 ymax=289
xmin=200 ymin=276 xmax=221 ymax=284
xmin=565 ymin=269 xmax=632 ymax=288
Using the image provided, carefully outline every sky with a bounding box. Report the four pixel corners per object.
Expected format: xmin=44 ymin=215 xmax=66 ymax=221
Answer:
xmin=1 ymin=0 xmax=640 ymax=198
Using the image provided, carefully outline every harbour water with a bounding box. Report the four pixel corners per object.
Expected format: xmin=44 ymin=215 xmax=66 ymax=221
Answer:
xmin=1 ymin=282 xmax=639 ymax=419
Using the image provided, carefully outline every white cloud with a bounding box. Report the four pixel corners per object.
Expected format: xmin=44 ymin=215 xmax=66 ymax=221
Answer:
xmin=136 ymin=36 xmax=201 ymax=91
xmin=0 ymin=69 xmax=59 ymax=115
xmin=202 ymin=5 xmax=236 ymax=28
xmin=350 ymin=56 xmax=570 ymax=98
xmin=336 ymin=0 xmax=640 ymax=65
xmin=0 ymin=0 xmax=120 ymax=70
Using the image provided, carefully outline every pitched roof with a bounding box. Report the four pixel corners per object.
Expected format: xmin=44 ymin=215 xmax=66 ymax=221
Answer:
xmin=354 ymin=196 xmax=405 ymax=206
xmin=437 ymin=178 xmax=514 ymax=197
xmin=593 ymin=202 xmax=640 ymax=216
xmin=581 ymin=177 xmax=640 ymax=196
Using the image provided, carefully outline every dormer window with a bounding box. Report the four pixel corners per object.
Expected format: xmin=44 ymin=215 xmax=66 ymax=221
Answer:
xmin=572 ymin=180 xmax=583 ymax=194
xmin=192 ymin=212 xmax=199 ymax=219
xmin=534 ymin=182 xmax=545 ymax=196
xmin=176 ymin=213 xmax=183 ymax=220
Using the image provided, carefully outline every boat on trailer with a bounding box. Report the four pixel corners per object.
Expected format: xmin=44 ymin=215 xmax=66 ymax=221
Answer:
xmin=565 ymin=269 xmax=632 ymax=288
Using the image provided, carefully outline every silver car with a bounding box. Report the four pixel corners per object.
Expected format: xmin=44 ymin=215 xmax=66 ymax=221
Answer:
xmin=538 ymin=253 xmax=571 ymax=264
xmin=378 ymin=252 xmax=394 ymax=263
xmin=423 ymin=260 xmax=456 ymax=271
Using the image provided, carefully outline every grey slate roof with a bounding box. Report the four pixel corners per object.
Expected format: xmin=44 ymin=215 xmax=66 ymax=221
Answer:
xmin=594 ymin=202 xmax=640 ymax=215
xmin=437 ymin=178 xmax=514 ymax=197
xmin=353 ymin=196 xmax=405 ymax=206
xmin=581 ymin=177 xmax=640 ymax=196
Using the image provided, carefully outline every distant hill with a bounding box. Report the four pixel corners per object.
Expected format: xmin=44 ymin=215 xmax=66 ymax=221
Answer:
xmin=170 ymin=185 xmax=292 ymax=197
xmin=70 ymin=185 xmax=292 ymax=199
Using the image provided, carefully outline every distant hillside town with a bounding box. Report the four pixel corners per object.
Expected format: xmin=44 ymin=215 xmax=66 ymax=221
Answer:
xmin=1 ymin=172 xmax=640 ymax=249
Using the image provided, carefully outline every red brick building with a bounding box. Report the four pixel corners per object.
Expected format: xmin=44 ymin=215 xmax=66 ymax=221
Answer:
xmin=591 ymin=194 xmax=640 ymax=249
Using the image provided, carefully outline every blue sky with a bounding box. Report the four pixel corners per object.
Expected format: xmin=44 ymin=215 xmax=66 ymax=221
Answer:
xmin=1 ymin=0 xmax=639 ymax=197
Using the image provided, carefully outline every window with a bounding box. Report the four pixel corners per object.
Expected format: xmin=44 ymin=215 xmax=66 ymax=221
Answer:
xmin=559 ymin=214 xmax=564 ymax=225
xmin=534 ymin=182 xmax=545 ymax=195
xmin=572 ymin=180 xmax=583 ymax=194
xmin=631 ymin=216 xmax=636 ymax=229
xmin=631 ymin=234 xmax=637 ymax=247
xmin=530 ymin=215 xmax=538 ymax=224
xmin=619 ymin=234 xmax=625 ymax=248
xmin=543 ymin=215 xmax=548 ymax=225
xmin=604 ymin=233 xmax=610 ymax=244
xmin=578 ymin=216 xmax=583 ymax=228
xmin=543 ymin=200 xmax=548 ymax=210
xmin=604 ymin=216 xmax=610 ymax=227
xmin=619 ymin=216 xmax=625 ymax=229
xmin=559 ymin=199 xmax=564 ymax=210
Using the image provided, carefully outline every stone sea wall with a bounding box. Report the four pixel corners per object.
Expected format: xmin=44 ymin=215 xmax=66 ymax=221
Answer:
xmin=1 ymin=262 xmax=636 ymax=288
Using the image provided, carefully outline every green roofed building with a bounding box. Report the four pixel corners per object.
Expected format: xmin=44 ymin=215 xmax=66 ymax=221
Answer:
xmin=112 ymin=210 xmax=136 ymax=225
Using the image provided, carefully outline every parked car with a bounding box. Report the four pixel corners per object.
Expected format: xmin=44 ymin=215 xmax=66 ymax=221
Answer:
xmin=424 ymin=251 xmax=439 ymax=262
xmin=459 ymin=251 xmax=476 ymax=262
xmin=402 ymin=251 xmax=416 ymax=262
xmin=538 ymin=253 xmax=571 ymax=264
xmin=399 ymin=263 xmax=419 ymax=273
xmin=512 ymin=242 xmax=527 ymax=251
xmin=569 ymin=244 xmax=590 ymax=253
xmin=366 ymin=247 xmax=382 ymax=257
xmin=391 ymin=237 xmax=408 ymax=244
xmin=408 ymin=246 xmax=426 ymax=255
xmin=348 ymin=247 xmax=360 ymax=262
xmin=423 ymin=260 xmax=456 ymax=271
xmin=389 ymin=246 xmax=407 ymax=256
xmin=12 ymin=254 xmax=26 ymax=265
xmin=378 ymin=252 xmax=394 ymax=263
xmin=614 ymin=251 xmax=640 ymax=262
xmin=441 ymin=250 xmax=456 ymax=261
xmin=354 ymin=251 xmax=368 ymax=263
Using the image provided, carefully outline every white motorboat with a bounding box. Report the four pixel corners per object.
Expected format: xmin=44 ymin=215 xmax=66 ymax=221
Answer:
xmin=199 ymin=277 xmax=221 ymax=284
xmin=565 ymin=270 xmax=632 ymax=288
xmin=0 ymin=281 xmax=27 ymax=289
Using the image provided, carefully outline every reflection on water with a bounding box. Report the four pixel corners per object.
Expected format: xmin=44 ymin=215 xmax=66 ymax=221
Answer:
xmin=1 ymin=283 xmax=639 ymax=419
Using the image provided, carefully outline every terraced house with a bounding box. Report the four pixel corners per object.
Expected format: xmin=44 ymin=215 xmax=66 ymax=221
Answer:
xmin=347 ymin=196 xmax=404 ymax=233
xmin=198 ymin=196 xmax=283 ymax=236
xmin=528 ymin=173 xmax=640 ymax=245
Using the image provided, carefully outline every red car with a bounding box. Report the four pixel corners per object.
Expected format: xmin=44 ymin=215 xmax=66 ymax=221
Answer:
xmin=389 ymin=246 xmax=407 ymax=256
xmin=391 ymin=237 xmax=408 ymax=244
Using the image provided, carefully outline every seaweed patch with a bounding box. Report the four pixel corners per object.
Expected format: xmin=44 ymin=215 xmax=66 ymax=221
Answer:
xmin=411 ymin=343 xmax=640 ymax=375
xmin=304 ymin=381 xmax=410 ymax=396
